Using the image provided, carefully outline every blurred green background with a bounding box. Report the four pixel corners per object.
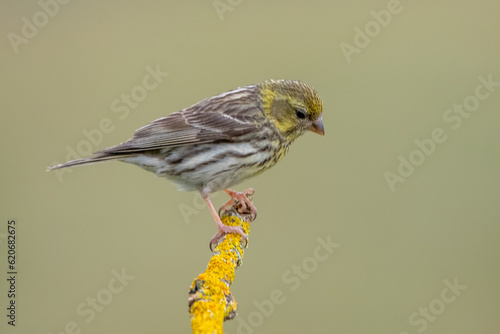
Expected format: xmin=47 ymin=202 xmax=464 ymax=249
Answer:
xmin=1 ymin=1 xmax=499 ymax=333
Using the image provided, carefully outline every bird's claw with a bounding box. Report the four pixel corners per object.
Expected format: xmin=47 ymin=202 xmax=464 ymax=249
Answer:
xmin=219 ymin=188 xmax=257 ymax=221
xmin=209 ymin=225 xmax=248 ymax=252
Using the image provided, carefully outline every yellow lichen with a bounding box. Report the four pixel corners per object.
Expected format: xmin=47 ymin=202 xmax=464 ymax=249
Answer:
xmin=189 ymin=214 xmax=251 ymax=333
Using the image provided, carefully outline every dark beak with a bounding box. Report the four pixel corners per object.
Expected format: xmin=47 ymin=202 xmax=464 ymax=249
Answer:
xmin=310 ymin=116 xmax=324 ymax=135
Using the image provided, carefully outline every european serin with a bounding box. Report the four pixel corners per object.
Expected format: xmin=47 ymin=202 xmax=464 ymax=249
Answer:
xmin=48 ymin=79 xmax=324 ymax=248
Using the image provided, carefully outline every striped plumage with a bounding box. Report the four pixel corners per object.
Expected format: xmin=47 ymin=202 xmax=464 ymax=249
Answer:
xmin=48 ymin=79 xmax=324 ymax=248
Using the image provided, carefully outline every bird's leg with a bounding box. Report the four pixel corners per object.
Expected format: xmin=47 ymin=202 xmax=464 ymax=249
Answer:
xmin=203 ymin=195 xmax=248 ymax=251
xmin=219 ymin=188 xmax=257 ymax=221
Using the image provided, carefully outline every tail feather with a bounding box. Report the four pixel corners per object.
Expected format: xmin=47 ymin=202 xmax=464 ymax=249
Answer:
xmin=47 ymin=154 xmax=132 ymax=171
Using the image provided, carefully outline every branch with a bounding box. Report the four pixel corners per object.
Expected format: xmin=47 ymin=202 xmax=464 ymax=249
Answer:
xmin=188 ymin=191 xmax=255 ymax=334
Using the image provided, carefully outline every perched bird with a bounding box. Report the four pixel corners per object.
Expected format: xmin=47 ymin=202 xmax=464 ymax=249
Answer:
xmin=48 ymin=80 xmax=324 ymax=248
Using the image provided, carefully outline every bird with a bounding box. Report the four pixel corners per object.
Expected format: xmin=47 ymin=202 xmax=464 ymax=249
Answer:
xmin=48 ymin=79 xmax=324 ymax=249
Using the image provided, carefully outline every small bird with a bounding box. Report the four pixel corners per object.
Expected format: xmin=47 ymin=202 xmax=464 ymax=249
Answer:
xmin=48 ymin=79 xmax=324 ymax=248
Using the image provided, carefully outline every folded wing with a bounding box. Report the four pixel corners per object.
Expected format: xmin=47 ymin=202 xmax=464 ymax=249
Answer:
xmin=98 ymin=103 xmax=265 ymax=155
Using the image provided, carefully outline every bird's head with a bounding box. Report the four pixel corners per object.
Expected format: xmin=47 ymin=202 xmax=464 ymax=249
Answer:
xmin=259 ymin=79 xmax=324 ymax=143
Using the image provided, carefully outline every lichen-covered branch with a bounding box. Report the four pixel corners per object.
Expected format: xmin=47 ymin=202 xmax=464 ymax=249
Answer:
xmin=188 ymin=192 xmax=255 ymax=334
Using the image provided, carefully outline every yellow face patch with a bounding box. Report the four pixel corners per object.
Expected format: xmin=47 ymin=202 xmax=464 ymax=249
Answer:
xmin=259 ymin=80 xmax=323 ymax=141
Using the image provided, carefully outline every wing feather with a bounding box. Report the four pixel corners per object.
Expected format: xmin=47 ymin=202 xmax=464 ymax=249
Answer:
xmin=98 ymin=87 xmax=265 ymax=155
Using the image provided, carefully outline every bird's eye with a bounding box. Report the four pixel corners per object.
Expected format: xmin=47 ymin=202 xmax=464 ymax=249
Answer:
xmin=295 ymin=109 xmax=307 ymax=119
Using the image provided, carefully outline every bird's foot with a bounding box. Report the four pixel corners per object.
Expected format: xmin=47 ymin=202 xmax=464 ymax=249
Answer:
xmin=219 ymin=188 xmax=257 ymax=221
xmin=209 ymin=222 xmax=248 ymax=252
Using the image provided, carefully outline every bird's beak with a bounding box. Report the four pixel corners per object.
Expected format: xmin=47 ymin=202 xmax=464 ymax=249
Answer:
xmin=310 ymin=116 xmax=324 ymax=135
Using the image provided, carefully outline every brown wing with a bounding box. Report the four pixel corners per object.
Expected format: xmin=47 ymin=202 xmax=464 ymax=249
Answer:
xmin=98 ymin=87 xmax=266 ymax=155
